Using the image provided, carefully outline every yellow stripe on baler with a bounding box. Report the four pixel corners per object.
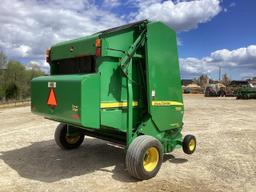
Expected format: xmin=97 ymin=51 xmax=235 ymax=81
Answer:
xmin=100 ymin=100 xmax=183 ymax=108
xmin=100 ymin=101 xmax=138 ymax=109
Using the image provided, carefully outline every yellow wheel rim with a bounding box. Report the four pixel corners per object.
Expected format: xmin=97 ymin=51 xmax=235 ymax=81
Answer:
xmin=188 ymin=138 xmax=196 ymax=151
xmin=65 ymin=135 xmax=81 ymax=144
xmin=143 ymin=147 xmax=159 ymax=172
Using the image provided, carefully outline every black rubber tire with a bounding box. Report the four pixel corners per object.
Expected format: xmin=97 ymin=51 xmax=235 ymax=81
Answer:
xmin=54 ymin=123 xmax=84 ymax=150
xmin=182 ymin=135 xmax=196 ymax=155
xmin=125 ymin=135 xmax=163 ymax=180
xmin=218 ymin=90 xmax=226 ymax=97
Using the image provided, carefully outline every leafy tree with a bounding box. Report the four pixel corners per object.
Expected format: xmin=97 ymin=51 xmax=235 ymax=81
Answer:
xmin=198 ymin=75 xmax=209 ymax=89
xmin=222 ymin=73 xmax=230 ymax=86
xmin=193 ymin=75 xmax=209 ymax=89
xmin=4 ymin=60 xmax=26 ymax=99
xmin=192 ymin=77 xmax=200 ymax=85
xmin=0 ymin=51 xmax=45 ymax=100
xmin=5 ymin=82 xmax=18 ymax=100
xmin=23 ymin=64 xmax=45 ymax=98
xmin=0 ymin=51 xmax=7 ymax=69
xmin=0 ymin=51 xmax=8 ymax=99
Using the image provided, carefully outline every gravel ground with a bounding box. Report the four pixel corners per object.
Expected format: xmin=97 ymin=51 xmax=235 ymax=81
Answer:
xmin=0 ymin=95 xmax=255 ymax=192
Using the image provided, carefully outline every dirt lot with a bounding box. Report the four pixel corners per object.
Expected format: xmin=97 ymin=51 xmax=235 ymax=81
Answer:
xmin=0 ymin=95 xmax=255 ymax=192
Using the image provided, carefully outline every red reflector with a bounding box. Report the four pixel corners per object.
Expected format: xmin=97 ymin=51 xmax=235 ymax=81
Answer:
xmin=96 ymin=47 xmax=101 ymax=57
xmin=47 ymin=88 xmax=57 ymax=107
xmin=95 ymin=38 xmax=101 ymax=47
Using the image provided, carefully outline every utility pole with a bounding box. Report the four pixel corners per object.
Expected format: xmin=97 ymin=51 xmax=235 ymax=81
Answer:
xmin=219 ymin=66 xmax=222 ymax=81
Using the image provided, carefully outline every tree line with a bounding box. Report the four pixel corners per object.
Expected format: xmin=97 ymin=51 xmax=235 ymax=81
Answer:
xmin=0 ymin=51 xmax=45 ymax=101
xmin=191 ymin=74 xmax=231 ymax=89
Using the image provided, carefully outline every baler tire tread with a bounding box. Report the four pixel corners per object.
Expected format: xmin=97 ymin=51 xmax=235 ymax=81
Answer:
xmin=54 ymin=123 xmax=84 ymax=150
xmin=182 ymin=134 xmax=196 ymax=154
xmin=125 ymin=135 xmax=163 ymax=180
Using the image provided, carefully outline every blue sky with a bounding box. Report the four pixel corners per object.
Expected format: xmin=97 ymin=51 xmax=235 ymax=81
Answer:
xmin=179 ymin=0 xmax=256 ymax=57
xmin=0 ymin=0 xmax=255 ymax=80
xmin=178 ymin=0 xmax=256 ymax=79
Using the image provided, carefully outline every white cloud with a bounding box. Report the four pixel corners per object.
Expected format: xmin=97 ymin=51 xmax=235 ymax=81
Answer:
xmin=177 ymin=37 xmax=183 ymax=46
xmin=239 ymin=72 xmax=256 ymax=79
xmin=211 ymin=45 xmax=256 ymax=66
xmin=26 ymin=59 xmax=50 ymax=73
xmin=0 ymin=0 xmax=225 ymax=73
xmin=134 ymin=0 xmax=222 ymax=31
xmin=13 ymin=45 xmax=32 ymax=57
xmin=180 ymin=45 xmax=256 ymax=76
xmin=0 ymin=0 xmax=124 ymax=69
xmin=103 ymin=0 xmax=121 ymax=8
xmin=132 ymin=0 xmax=162 ymax=8
xmin=180 ymin=57 xmax=217 ymax=74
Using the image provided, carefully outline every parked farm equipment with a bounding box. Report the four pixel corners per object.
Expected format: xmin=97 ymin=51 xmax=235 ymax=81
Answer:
xmin=236 ymin=83 xmax=256 ymax=99
xmin=31 ymin=20 xmax=196 ymax=180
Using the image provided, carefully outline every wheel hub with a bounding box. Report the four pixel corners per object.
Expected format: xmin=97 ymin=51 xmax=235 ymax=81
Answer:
xmin=65 ymin=135 xmax=81 ymax=144
xmin=188 ymin=139 xmax=196 ymax=151
xmin=143 ymin=147 xmax=159 ymax=172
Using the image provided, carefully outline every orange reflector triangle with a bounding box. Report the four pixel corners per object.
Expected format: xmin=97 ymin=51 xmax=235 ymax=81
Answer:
xmin=47 ymin=88 xmax=57 ymax=107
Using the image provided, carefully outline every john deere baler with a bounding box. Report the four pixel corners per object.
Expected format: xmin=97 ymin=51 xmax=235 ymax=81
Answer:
xmin=31 ymin=20 xmax=196 ymax=180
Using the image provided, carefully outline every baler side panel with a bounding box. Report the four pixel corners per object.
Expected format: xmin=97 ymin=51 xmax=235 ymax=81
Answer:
xmin=31 ymin=75 xmax=83 ymax=125
xmin=81 ymin=73 xmax=100 ymax=128
xmin=101 ymin=29 xmax=135 ymax=58
xmin=31 ymin=74 xmax=101 ymax=128
xmin=145 ymin=22 xmax=184 ymax=131
xmin=97 ymin=29 xmax=143 ymax=132
xmin=50 ymin=34 xmax=98 ymax=61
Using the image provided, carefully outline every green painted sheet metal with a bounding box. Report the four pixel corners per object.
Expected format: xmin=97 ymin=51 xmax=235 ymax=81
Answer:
xmin=51 ymin=34 xmax=99 ymax=61
xmin=81 ymin=73 xmax=100 ymax=128
xmin=96 ymin=28 xmax=144 ymax=131
xmin=145 ymin=22 xmax=184 ymax=131
xmin=31 ymin=74 xmax=100 ymax=128
xmin=100 ymin=28 xmax=136 ymax=58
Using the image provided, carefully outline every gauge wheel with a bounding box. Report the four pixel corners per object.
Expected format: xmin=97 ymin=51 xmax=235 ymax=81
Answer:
xmin=54 ymin=123 xmax=84 ymax=150
xmin=182 ymin=135 xmax=196 ymax=154
xmin=125 ymin=135 xmax=163 ymax=180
